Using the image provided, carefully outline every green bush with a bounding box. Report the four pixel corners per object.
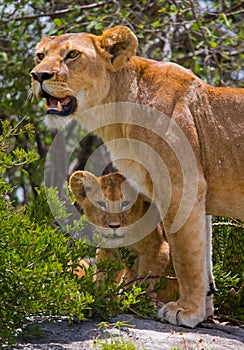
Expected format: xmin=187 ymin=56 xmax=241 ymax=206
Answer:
xmin=0 ymin=121 xmax=91 ymax=343
xmin=212 ymin=217 xmax=244 ymax=319
xmin=0 ymin=120 xmax=154 ymax=345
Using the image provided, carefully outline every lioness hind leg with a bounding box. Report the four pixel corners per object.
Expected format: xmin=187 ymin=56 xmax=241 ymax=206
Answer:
xmin=158 ymin=202 xmax=207 ymax=328
xmin=205 ymin=215 xmax=215 ymax=318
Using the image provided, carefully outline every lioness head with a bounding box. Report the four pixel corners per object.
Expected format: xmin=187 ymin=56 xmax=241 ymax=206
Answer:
xmin=31 ymin=26 xmax=137 ymax=129
xmin=69 ymin=171 xmax=153 ymax=243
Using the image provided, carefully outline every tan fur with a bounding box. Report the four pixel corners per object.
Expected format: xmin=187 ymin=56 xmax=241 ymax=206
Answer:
xmin=31 ymin=26 xmax=244 ymax=327
xmin=68 ymin=258 xmax=90 ymax=278
xmin=69 ymin=171 xmax=178 ymax=300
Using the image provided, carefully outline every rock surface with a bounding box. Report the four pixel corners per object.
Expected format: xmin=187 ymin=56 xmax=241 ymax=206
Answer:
xmin=11 ymin=314 xmax=244 ymax=350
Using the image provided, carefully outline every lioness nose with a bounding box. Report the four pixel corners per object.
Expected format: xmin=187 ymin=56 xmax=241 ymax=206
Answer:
xmin=108 ymin=223 xmax=121 ymax=230
xmin=31 ymin=71 xmax=54 ymax=83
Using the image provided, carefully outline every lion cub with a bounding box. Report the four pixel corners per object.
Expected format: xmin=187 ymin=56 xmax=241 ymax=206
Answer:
xmin=69 ymin=171 xmax=177 ymax=298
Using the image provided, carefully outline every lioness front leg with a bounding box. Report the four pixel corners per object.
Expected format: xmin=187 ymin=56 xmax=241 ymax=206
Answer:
xmin=158 ymin=201 xmax=207 ymax=328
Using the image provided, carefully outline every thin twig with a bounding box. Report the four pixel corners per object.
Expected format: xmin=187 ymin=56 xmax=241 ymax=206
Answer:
xmin=122 ymin=275 xmax=177 ymax=289
xmin=212 ymin=222 xmax=244 ymax=229
xmin=2 ymin=1 xmax=109 ymax=23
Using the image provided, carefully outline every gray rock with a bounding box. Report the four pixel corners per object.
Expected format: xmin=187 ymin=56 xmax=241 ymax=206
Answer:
xmin=10 ymin=314 xmax=244 ymax=350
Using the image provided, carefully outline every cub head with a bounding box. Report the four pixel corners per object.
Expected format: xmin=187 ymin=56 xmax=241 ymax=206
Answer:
xmin=69 ymin=171 xmax=150 ymax=244
xmin=31 ymin=26 xmax=138 ymax=129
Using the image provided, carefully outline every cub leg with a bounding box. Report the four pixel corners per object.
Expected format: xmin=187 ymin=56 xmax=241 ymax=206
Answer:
xmin=128 ymin=225 xmax=179 ymax=301
xmin=158 ymin=200 xmax=208 ymax=328
xmin=95 ymin=248 xmax=126 ymax=285
xmin=137 ymin=239 xmax=170 ymax=299
xmin=135 ymin=230 xmax=170 ymax=291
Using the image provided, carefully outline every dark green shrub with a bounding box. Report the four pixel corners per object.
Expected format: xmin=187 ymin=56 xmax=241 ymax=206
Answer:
xmin=212 ymin=217 xmax=244 ymax=320
xmin=0 ymin=121 xmax=93 ymax=343
xmin=0 ymin=120 xmax=154 ymax=345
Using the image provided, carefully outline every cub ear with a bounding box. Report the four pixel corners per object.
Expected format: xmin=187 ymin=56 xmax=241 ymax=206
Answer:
xmin=69 ymin=171 xmax=99 ymax=204
xmin=99 ymin=26 xmax=138 ymax=70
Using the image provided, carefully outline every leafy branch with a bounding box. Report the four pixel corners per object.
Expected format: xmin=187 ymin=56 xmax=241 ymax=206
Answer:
xmin=1 ymin=1 xmax=110 ymax=22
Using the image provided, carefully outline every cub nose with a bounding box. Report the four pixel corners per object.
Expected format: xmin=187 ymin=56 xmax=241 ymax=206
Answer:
xmin=108 ymin=223 xmax=121 ymax=230
xmin=31 ymin=71 xmax=54 ymax=83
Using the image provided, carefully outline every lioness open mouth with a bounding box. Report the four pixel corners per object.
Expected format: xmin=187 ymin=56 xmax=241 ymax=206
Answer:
xmin=42 ymin=91 xmax=76 ymax=117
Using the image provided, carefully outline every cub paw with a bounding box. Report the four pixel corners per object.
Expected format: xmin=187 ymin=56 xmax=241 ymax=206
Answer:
xmin=158 ymin=301 xmax=204 ymax=328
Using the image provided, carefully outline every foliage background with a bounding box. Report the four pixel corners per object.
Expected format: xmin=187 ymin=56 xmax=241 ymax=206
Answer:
xmin=0 ymin=0 xmax=243 ymax=344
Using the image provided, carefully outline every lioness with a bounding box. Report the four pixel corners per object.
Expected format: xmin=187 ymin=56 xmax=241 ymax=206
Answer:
xmin=69 ymin=170 xmax=177 ymax=299
xmin=31 ymin=26 xmax=244 ymax=327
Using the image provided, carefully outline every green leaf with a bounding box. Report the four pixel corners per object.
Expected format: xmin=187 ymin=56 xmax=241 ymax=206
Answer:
xmin=53 ymin=18 xmax=63 ymax=27
xmin=210 ymin=41 xmax=218 ymax=48
xmin=191 ymin=22 xmax=199 ymax=31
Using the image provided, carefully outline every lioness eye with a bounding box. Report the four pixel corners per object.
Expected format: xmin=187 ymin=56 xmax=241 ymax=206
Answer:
xmin=97 ymin=201 xmax=106 ymax=210
xmin=121 ymin=201 xmax=131 ymax=210
xmin=37 ymin=53 xmax=45 ymax=61
xmin=66 ymin=50 xmax=80 ymax=59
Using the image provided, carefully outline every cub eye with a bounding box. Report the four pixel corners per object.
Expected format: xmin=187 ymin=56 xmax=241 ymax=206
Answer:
xmin=96 ymin=201 xmax=106 ymax=210
xmin=66 ymin=50 xmax=80 ymax=59
xmin=36 ymin=53 xmax=45 ymax=61
xmin=121 ymin=201 xmax=131 ymax=210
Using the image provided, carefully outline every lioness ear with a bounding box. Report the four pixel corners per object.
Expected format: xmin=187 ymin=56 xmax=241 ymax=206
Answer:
xmin=99 ymin=26 xmax=138 ymax=70
xmin=69 ymin=171 xmax=99 ymax=204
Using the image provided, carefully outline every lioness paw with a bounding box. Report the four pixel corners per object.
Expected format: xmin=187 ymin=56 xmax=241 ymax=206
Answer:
xmin=158 ymin=301 xmax=204 ymax=328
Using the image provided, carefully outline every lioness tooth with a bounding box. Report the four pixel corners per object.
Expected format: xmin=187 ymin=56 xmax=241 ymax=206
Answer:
xmin=44 ymin=103 xmax=49 ymax=110
xmin=57 ymin=101 xmax=62 ymax=111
